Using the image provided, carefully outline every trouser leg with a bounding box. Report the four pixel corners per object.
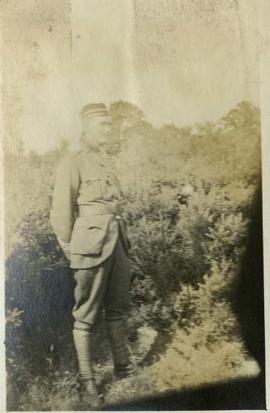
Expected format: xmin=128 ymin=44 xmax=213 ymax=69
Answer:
xmin=72 ymin=256 xmax=113 ymax=384
xmin=104 ymin=238 xmax=133 ymax=378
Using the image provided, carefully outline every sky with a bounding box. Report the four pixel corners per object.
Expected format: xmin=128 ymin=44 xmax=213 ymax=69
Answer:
xmin=3 ymin=0 xmax=262 ymax=153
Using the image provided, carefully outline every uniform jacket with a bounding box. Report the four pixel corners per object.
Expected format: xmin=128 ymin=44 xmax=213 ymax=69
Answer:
xmin=50 ymin=148 xmax=130 ymax=269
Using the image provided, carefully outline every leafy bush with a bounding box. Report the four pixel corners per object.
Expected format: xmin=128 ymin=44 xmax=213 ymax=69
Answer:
xmin=5 ymin=101 xmax=261 ymax=409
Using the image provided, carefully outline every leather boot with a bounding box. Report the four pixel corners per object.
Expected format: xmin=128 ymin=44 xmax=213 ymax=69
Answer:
xmin=106 ymin=320 xmax=134 ymax=379
xmin=82 ymin=379 xmax=103 ymax=408
xmin=72 ymin=329 xmax=102 ymax=408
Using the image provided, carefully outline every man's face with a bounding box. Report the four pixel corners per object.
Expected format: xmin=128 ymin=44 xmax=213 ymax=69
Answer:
xmin=82 ymin=116 xmax=113 ymax=147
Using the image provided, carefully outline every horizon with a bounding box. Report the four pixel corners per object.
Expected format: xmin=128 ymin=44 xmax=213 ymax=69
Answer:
xmin=10 ymin=98 xmax=260 ymax=156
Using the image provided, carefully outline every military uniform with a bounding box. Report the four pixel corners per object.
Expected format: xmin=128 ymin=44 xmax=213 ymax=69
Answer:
xmin=50 ymin=135 xmax=133 ymax=393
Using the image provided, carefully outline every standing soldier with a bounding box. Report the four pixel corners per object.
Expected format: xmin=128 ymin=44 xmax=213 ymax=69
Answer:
xmin=50 ymin=103 xmax=133 ymax=407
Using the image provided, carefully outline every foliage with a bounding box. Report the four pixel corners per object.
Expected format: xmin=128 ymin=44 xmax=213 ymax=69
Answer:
xmin=154 ymin=330 xmax=260 ymax=393
xmin=5 ymin=100 xmax=261 ymax=409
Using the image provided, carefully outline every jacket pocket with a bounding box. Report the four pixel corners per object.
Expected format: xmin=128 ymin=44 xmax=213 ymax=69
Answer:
xmin=70 ymin=215 xmax=111 ymax=255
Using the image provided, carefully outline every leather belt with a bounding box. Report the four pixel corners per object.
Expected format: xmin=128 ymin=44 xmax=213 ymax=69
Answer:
xmin=78 ymin=203 xmax=119 ymax=217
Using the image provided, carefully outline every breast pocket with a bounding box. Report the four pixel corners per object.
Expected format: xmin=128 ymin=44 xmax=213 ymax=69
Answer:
xmin=84 ymin=178 xmax=104 ymax=199
xmin=70 ymin=216 xmax=111 ymax=255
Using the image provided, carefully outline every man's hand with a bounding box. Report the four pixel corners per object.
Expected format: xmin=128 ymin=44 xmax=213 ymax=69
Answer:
xmin=57 ymin=238 xmax=71 ymax=261
xmin=62 ymin=246 xmax=71 ymax=261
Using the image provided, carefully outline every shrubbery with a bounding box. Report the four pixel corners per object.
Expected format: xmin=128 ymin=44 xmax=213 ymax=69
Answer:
xmin=5 ymin=101 xmax=261 ymax=409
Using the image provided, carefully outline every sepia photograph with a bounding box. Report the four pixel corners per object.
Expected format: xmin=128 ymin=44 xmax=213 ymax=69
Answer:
xmin=2 ymin=0 xmax=269 ymax=410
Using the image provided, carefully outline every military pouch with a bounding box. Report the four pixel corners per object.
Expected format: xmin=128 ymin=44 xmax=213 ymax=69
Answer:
xmin=70 ymin=215 xmax=112 ymax=256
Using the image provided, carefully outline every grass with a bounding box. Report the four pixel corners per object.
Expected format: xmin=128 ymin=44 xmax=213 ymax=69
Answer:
xmin=8 ymin=325 xmax=260 ymax=411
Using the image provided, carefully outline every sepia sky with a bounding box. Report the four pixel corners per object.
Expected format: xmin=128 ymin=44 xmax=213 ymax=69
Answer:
xmin=3 ymin=0 xmax=262 ymax=153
